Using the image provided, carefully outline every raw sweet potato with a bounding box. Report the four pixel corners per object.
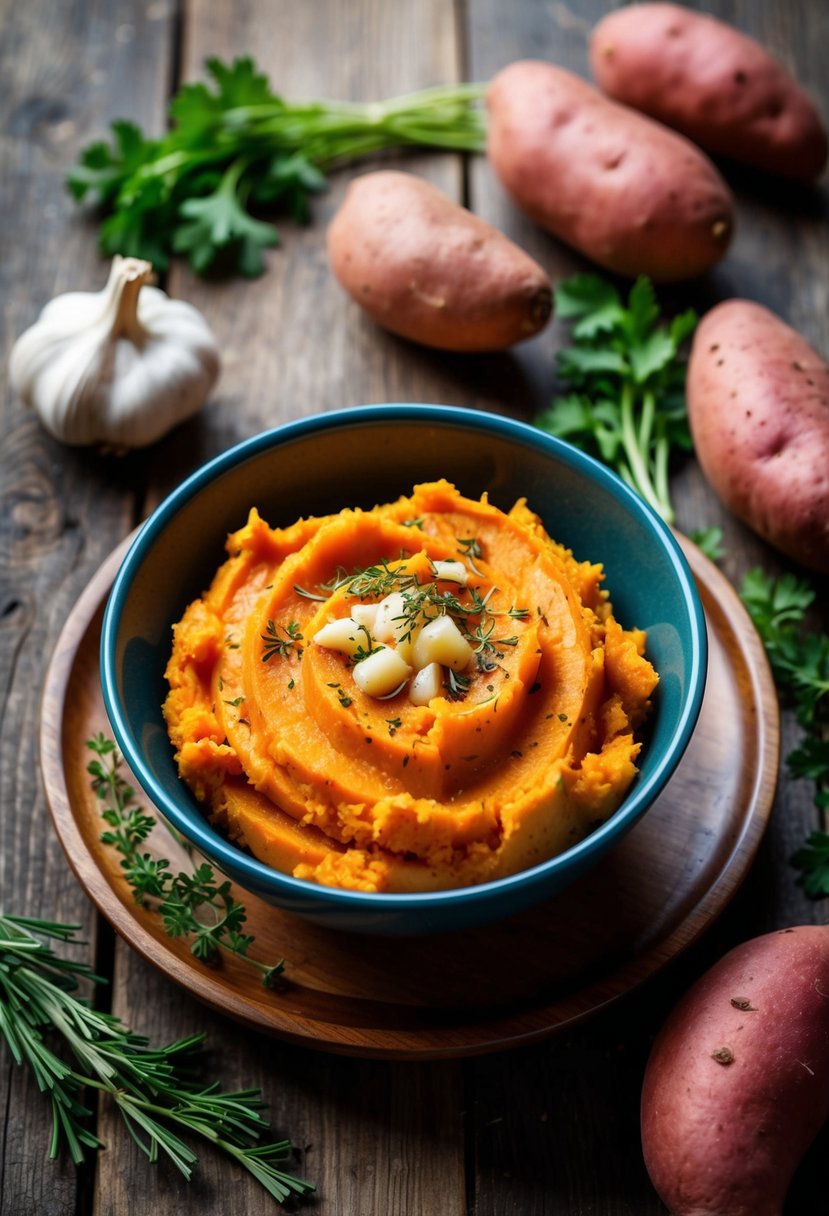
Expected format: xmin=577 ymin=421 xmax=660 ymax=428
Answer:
xmin=325 ymin=170 xmax=552 ymax=352
xmin=687 ymin=299 xmax=829 ymax=574
xmin=485 ymin=61 xmax=734 ymax=283
xmin=590 ymin=4 xmax=828 ymax=183
xmin=642 ymin=926 xmax=829 ymax=1216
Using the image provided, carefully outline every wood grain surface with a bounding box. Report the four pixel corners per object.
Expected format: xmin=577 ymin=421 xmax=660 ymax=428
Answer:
xmin=2 ymin=0 xmax=828 ymax=1213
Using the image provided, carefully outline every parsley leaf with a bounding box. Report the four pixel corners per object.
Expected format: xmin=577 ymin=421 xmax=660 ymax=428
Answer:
xmin=739 ymin=570 xmax=829 ymax=896
xmin=791 ymin=833 xmax=829 ymax=898
xmin=536 ymin=274 xmax=697 ymax=525
xmin=689 ymin=525 xmax=725 ymax=562
xmin=172 ymin=158 xmax=280 ymax=276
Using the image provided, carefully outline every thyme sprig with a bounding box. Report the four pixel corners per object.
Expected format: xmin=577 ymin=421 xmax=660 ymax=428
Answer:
xmin=445 ymin=670 xmax=472 ymax=701
xmin=0 ymin=914 xmax=313 ymax=1202
xmin=87 ymin=736 xmax=283 ymax=988
xmin=261 ymin=619 xmax=303 ymax=662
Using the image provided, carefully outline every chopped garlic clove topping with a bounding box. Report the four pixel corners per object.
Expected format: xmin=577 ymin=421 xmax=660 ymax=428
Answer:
xmin=411 ymin=614 xmax=474 ymax=672
xmin=372 ymin=591 xmax=409 ymax=643
xmin=351 ymin=603 xmax=379 ymax=630
xmin=431 ymin=560 xmax=468 ymax=584
xmin=313 ymin=617 xmax=369 ymax=658
xmin=352 ymin=648 xmax=412 ymax=698
xmin=409 ymin=661 xmax=442 ymax=706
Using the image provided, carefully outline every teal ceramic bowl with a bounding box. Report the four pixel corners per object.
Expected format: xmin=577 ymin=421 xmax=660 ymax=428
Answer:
xmin=101 ymin=404 xmax=706 ymax=935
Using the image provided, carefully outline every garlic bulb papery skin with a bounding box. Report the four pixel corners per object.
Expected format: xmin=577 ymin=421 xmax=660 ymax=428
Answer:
xmin=9 ymin=255 xmax=221 ymax=448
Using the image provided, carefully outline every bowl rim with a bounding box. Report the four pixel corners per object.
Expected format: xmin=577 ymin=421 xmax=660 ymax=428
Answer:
xmin=101 ymin=402 xmax=707 ymax=912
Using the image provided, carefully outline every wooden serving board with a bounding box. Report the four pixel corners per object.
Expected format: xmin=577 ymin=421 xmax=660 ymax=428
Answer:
xmin=40 ymin=535 xmax=779 ymax=1060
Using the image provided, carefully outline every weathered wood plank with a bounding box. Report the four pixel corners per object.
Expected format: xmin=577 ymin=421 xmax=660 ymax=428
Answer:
xmin=0 ymin=1 xmax=175 ymax=1212
xmin=144 ymin=0 xmax=477 ymax=504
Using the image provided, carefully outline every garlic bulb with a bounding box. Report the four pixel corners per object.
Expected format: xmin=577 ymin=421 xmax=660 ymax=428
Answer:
xmin=10 ymin=256 xmax=221 ymax=448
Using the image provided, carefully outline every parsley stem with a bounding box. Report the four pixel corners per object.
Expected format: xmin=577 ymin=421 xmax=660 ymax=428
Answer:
xmin=223 ymin=81 xmax=486 ymax=127
xmin=535 ymin=275 xmax=695 ymax=529
xmin=638 ymin=387 xmax=655 ymax=456
xmin=620 ymin=381 xmax=674 ymax=525
xmin=654 ymin=432 xmax=672 ymax=522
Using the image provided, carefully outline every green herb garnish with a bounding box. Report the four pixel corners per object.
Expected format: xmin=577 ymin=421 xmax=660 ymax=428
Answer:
xmin=334 ymin=559 xmax=526 ymax=697
xmin=87 ymin=735 xmax=283 ymax=987
xmin=445 ymin=669 xmax=471 ymax=701
xmin=68 ymin=56 xmax=486 ymax=277
xmin=739 ymin=569 xmax=829 ymax=894
xmin=0 ymin=913 xmax=313 ymax=1202
xmin=535 ymin=274 xmax=697 ymax=525
xmin=690 ymin=525 xmax=725 ymax=562
xmin=293 ymin=584 xmax=327 ymax=602
xmin=261 ymin=619 xmax=303 ymax=662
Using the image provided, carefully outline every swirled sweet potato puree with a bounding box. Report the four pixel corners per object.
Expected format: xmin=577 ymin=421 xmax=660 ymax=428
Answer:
xmin=163 ymin=481 xmax=657 ymax=892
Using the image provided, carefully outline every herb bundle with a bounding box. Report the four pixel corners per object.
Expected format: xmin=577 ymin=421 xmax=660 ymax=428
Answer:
xmin=0 ymin=914 xmax=313 ymax=1202
xmin=87 ymin=735 xmax=283 ymax=987
xmin=68 ymin=56 xmax=486 ymax=277
xmin=535 ymin=274 xmax=697 ymax=526
xmin=740 ymin=569 xmax=829 ymax=895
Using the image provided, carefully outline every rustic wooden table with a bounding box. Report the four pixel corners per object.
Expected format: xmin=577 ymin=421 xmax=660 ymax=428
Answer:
xmin=2 ymin=1 xmax=828 ymax=1212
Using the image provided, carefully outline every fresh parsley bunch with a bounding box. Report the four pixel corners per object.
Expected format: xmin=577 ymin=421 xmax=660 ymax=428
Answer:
xmin=68 ymin=56 xmax=486 ymax=277
xmin=740 ymin=568 xmax=829 ymax=896
xmin=536 ymin=274 xmax=697 ymax=526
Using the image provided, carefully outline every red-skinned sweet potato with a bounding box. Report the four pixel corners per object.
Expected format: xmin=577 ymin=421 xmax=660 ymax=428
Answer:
xmin=326 ymin=170 xmax=552 ymax=352
xmin=590 ymin=4 xmax=828 ymax=183
xmin=687 ymin=299 xmax=829 ymax=574
xmin=485 ymin=60 xmax=734 ymax=283
xmin=642 ymin=926 xmax=829 ymax=1216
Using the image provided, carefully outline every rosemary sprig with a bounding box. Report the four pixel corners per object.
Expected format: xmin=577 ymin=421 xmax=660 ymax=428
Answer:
xmin=87 ymin=735 xmax=283 ymax=988
xmin=0 ymin=914 xmax=313 ymax=1203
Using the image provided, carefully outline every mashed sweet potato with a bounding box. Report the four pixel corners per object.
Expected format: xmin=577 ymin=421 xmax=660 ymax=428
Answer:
xmin=163 ymin=481 xmax=657 ymax=892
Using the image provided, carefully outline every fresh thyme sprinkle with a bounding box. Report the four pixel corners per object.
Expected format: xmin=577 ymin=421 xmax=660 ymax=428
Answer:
xmin=261 ymin=619 xmax=303 ymax=662
xmin=293 ymin=584 xmax=327 ymax=601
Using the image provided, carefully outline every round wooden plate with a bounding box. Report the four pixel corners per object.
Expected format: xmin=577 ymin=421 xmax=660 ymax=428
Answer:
xmin=41 ymin=535 xmax=778 ymax=1060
